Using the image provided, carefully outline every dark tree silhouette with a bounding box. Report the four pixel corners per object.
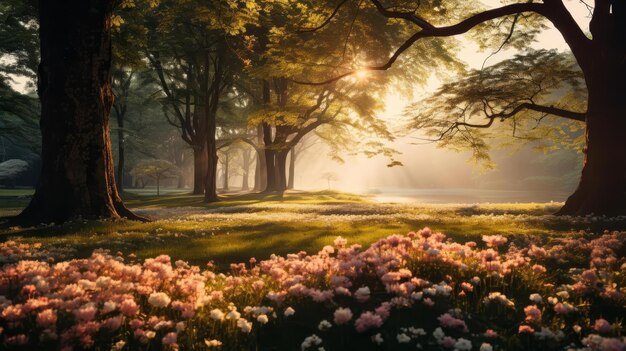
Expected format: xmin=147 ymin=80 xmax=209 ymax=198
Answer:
xmin=15 ymin=0 xmax=144 ymax=224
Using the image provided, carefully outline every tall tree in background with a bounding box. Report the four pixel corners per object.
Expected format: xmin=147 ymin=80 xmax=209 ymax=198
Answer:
xmin=15 ymin=0 xmax=144 ymax=224
xmin=312 ymin=0 xmax=625 ymax=215
xmin=240 ymin=0 xmax=456 ymax=194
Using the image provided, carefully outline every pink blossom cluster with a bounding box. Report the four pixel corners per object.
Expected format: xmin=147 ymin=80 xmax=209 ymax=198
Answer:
xmin=0 ymin=228 xmax=624 ymax=350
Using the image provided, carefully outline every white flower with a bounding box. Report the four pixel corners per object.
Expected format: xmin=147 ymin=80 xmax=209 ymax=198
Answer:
xmin=318 ymin=320 xmax=332 ymax=331
xmin=372 ymin=333 xmax=384 ymax=345
xmin=355 ymin=286 xmax=370 ymax=302
xmin=547 ymin=296 xmax=558 ymax=305
xmin=257 ymin=314 xmax=269 ymax=324
xmin=112 ymin=340 xmax=126 ymax=351
xmin=205 ymin=339 xmax=222 ymax=347
xmin=397 ymin=333 xmax=411 ymax=343
xmin=301 ymin=334 xmax=322 ymax=350
xmin=433 ymin=327 xmax=445 ymax=340
xmin=454 ymin=338 xmax=472 ymax=350
xmin=411 ymin=291 xmax=423 ymax=301
xmin=284 ymin=307 xmax=295 ymax=317
xmin=145 ymin=331 xmax=156 ymax=339
xmin=237 ymin=318 xmax=252 ymax=333
xmin=102 ymin=301 xmax=116 ymax=314
xmin=556 ymin=291 xmax=570 ymax=299
xmin=479 ymin=342 xmax=493 ymax=351
xmin=176 ymin=321 xmax=186 ymax=332
xmin=226 ymin=310 xmax=241 ymax=320
xmin=529 ymin=293 xmax=543 ymax=304
xmin=147 ymin=292 xmax=171 ymax=308
xmin=210 ymin=309 xmax=225 ymax=321
xmin=408 ymin=327 xmax=426 ymax=336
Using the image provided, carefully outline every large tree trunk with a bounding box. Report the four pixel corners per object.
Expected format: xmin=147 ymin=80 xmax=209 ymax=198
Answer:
xmin=15 ymin=0 xmax=144 ymax=225
xmin=558 ymin=7 xmax=626 ymax=216
xmin=203 ymin=52 xmax=221 ymax=203
xmin=254 ymin=125 xmax=267 ymax=191
xmin=263 ymin=147 xmax=277 ymax=192
xmin=275 ymin=150 xmax=289 ymax=193
xmin=192 ymin=145 xmax=207 ymax=194
xmin=222 ymin=152 xmax=229 ymax=191
xmin=287 ymin=147 xmax=295 ymax=190
xmin=241 ymin=148 xmax=251 ymax=191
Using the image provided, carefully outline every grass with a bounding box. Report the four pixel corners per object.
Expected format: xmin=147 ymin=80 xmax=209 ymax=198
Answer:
xmin=1 ymin=187 xmax=625 ymax=269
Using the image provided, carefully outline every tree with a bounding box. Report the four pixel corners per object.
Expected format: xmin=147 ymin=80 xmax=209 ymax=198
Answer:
xmin=239 ymin=0 xmax=455 ymax=195
xmin=137 ymin=0 xmax=257 ymax=201
xmin=130 ymin=159 xmax=180 ymax=196
xmin=111 ymin=68 xmax=134 ymax=192
xmin=321 ymin=171 xmax=340 ymax=190
xmin=307 ymin=0 xmax=625 ymax=215
xmin=14 ymin=0 xmax=145 ymax=224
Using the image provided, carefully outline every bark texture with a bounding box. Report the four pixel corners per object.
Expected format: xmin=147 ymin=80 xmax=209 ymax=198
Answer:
xmin=557 ymin=2 xmax=626 ymax=215
xmin=16 ymin=0 xmax=144 ymax=224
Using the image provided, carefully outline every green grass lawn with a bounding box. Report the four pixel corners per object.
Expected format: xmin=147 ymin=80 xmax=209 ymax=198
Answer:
xmin=1 ymin=188 xmax=625 ymax=270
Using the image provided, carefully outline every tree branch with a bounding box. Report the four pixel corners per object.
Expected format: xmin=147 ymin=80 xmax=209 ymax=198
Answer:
xmin=293 ymin=2 xmax=587 ymax=86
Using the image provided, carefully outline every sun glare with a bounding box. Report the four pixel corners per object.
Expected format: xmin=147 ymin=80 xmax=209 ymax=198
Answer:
xmin=355 ymin=68 xmax=369 ymax=80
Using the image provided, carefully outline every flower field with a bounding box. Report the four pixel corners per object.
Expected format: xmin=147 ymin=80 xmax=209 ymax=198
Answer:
xmin=0 ymin=228 xmax=624 ymax=350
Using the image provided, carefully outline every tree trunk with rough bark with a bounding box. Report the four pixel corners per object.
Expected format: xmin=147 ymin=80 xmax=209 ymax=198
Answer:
xmin=222 ymin=151 xmax=229 ymax=191
xmin=116 ymin=114 xmax=125 ymax=192
xmin=192 ymin=145 xmax=207 ymax=194
xmin=241 ymin=148 xmax=251 ymax=191
xmin=254 ymin=126 xmax=267 ymax=191
xmin=287 ymin=147 xmax=295 ymax=190
xmin=275 ymin=150 xmax=289 ymax=193
xmin=15 ymin=0 xmax=144 ymax=225
xmin=557 ymin=3 xmax=626 ymax=216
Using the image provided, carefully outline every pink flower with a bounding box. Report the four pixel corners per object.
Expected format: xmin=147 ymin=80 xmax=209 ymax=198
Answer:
xmin=375 ymin=303 xmax=391 ymax=321
xmin=519 ymin=325 xmax=535 ymax=334
xmin=354 ymin=311 xmax=383 ymax=333
xmin=460 ymin=282 xmax=474 ymax=292
xmin=482 ymin=235 xmax=508 ymax=248
xmin=162 ymin=332 xmax=177 ymax=345
xmin=532 ymin=265 xmax=547 ymax=274
xmin=102 ymin=316 xmax=124 ymax=331
xmin=594 ymin=319 xmax=612 ymax=334
xmin=36 ymin=309 xmax=57 ymax=328
xmin=333 ymin=308 xmax=353 ymax=325
xmin=484 ymin=329 xmax=498 ymax=338
xmin=553 ymin=302 xmax=576 ymax=315
xmin=441 ymin=336 xmax=456 ymax=348
xmin=524 ymin=305 xmax=542 ymax=323
xmin=74 ymin=303 xmax=97 ymax=321
xmin=438 ymin=313 xmax=469 ymax=332
xmin=119 ymin=299 xmax=139 ymax=316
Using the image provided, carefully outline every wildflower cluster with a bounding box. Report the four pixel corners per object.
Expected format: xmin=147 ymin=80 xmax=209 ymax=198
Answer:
xmin=0 ymin=229 xmax=624 ymax=350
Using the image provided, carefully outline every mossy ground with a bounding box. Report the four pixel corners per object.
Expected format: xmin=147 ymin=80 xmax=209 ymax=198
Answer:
xmin=1 ymin=188 xmax=624 ymax=269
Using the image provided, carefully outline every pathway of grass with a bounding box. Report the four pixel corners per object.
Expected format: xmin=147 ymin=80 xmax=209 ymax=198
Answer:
xmin=1 ymin=189 xmax=625 ymax=269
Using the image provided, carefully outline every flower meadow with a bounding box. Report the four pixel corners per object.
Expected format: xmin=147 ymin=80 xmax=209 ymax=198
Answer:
xmin=0 ymin=228 xmax=624 ymax=350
